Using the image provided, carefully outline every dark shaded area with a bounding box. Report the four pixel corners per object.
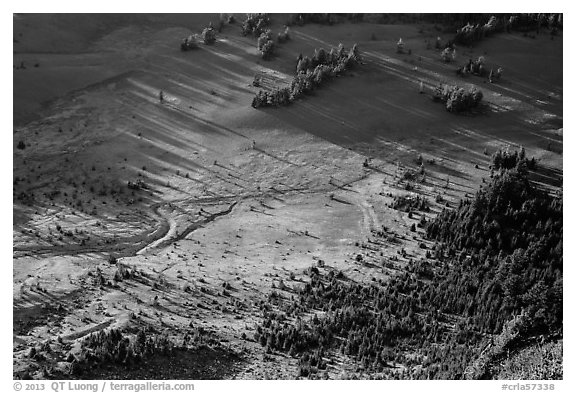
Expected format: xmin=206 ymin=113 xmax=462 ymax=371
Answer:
xmin=74 ymin=347 xmax=243 ymax=380
xmin=14 ymin=300 xmax=69 ymax=336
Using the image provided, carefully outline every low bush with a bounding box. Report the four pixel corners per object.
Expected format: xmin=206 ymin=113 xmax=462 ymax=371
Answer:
xmin=180 ymin=35 xmax=197 ymax=51
xmin=201 ymin=25 xmax=216 ymax=45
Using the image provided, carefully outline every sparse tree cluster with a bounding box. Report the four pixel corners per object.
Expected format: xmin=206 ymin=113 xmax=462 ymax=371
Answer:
xmin=252 ymin=88 xmax=292 ymax=108
xmin=245 ymin=17 xmax=289 ymax=60
xmin=456 ymin=57 xmax=504 ymax=82
xmin=390 ymin=194 xmax=430 ymax=213
xmin=433 ymin=84 xmax=483 ymax=112
xmin=201 ymin=24 xmax=217 ymax=45
xmin=241 ymin=14 xmax=271 ymax=37
xmin=70 ymin=328 xmax=173 ymax=374
xmin=257 ymin=30 xmax=275 ymax=60
xmin=127 ymin=179 xmax=146 ymax=190
xmin=252 ymin=43 xmax=362 ymax=108
xmin=451 ymin=14 xmax=562 ymax=47
xmin=285 ymin=13 xmax=363 ymax=27
xmin=453 ymin=16 xmax=505 ymax=46
xmin=491 ymin=148 xmax=536 ymax=171
xmin=457 ymin=56 xmax=486 ymax=76
xmin=508 ymin=14 xmax=562 ymax=33
xmin=286 ymin=13 xmax=336 ymax=26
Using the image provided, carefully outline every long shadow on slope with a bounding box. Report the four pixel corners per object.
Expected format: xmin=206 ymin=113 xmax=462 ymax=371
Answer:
xmin=262 ymin=81 xmax=474 ymax=183
xmin=68 ymin=346 xmax=244 ymax=380
xmin=260 ymin=53 xmax=562 ymax=188
xmin=529 ymin=164 xmax=563 ymax=190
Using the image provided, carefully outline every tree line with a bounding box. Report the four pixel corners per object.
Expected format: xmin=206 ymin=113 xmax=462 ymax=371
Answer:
xmin=432 ymin=84 xmax=483 ymax=112
xmin=252 ymin=43 xmax=362 ymax=108
xmin=450 ymin=14 xmax=562 ymax=47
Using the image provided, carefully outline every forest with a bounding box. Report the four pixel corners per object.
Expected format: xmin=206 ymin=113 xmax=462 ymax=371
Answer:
xmin=256 ymin=154 xmax=562 ymax=379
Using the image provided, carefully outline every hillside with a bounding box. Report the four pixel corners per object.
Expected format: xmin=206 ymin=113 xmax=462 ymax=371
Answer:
xmin=13 ymin=13 xmax=562 ymax=380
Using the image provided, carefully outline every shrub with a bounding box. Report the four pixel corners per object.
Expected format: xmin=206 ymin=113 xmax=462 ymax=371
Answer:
xmin=257 ymin=31 xmax=275 ymax=60
xmin=241 ymin=14 xmax=270 ymax=37
xmin=277 ymin=27 xmax=290 ymax=43
xmin=397 ymin=38 xmax=404 ymax=54
xmin=257 ymin=30 xmax=272 ymax=50
xmin=435 ymin=36 xmax=442 ymax=49
xmin=202 ymin=25 xmax=216 ymax=45
xmin=180 ymin=35 xmax=197 ymax=51
xmin=461 ymin=56 xmax=487 ymax=76
xmin=441 ymin=47 xmax=453 ymax=62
